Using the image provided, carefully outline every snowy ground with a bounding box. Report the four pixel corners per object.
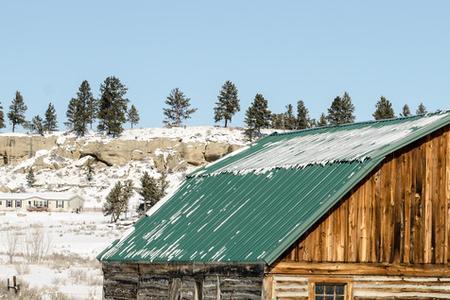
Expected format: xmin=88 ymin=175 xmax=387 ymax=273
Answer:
xmin=0 ymin=211 xmax=126 ymax=299
xmin=0 ymin=126 xmax=282 ymax=299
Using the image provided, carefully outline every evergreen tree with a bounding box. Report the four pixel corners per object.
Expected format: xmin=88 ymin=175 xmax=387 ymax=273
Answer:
xmin=0 ymin=102 xmax=6 ymax=130
xmin=65 ymin=98 xmax=86 ymax=136
xmin=244 ymin=93 xmax=271 ymax=140
xmin=81 ymin=81 xmax=97 ymax=129
xmin=214 ymin=81 xmax=240 ymax=127
xmin=97 ymin=76 xmax=129 ymax=137
xmin=86 ymin=163 xmax=94 ymax=182
xmin=44 ymin=103 xmax=58 ymax=132
xmin=103 ymin=180 xmax=134 ymax=223
xmin=137 ymin=172 xmax=169 ymax=214
xmin=284 ymin=104 xmax=296 ymax=130
xmin=373 ymin=96 xmax=395 ymax=120
xmin=26 ymin=168 xmax=35 ymax=187
xmin=8 ymin=91 xmax=27 ymax=132
xmin=296 ymin=100 xmax=310 ymax=129
xmin=163 ymin=88 xmax=197 ymax=127
xmin=65 ymin=98 xmax=77 ymax=129
xmin=30 ymin=115 xmax=44 ymax=136
xmin=66 ymin=81 xmax=97 ymax=136
xmin=127 ymin=104 xmax=140 ymax=129
xmin=416 ymin=102 xmax=427 ymax=115
xmin=400 ymin=104 xmax=412 ymax=117
xmin=317 ymin=113 xmax=328 ymax=127
xmin=271 ymin=113 xmax=285 ymax=130
xmin=326 ymin=92 xmax=355 ymax=125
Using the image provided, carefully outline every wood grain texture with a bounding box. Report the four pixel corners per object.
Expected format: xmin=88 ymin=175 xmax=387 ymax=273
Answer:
xmin=279 ymin=126 xmax=450 ymax=265
xmin=102 ymin=263 xmax=265 ymax=300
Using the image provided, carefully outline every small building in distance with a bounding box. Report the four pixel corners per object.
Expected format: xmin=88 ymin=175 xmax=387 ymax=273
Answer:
xmin=0 ymin=192 xmax=84 ymax=212
xmin=99 ymin=112 xmax=450 ymax=300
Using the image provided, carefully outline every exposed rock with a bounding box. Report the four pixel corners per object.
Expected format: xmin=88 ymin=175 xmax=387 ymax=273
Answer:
xmin=176 ymin=142 xmax=206 ymax=166
xmin=153 ymin=155 xmax=166 ymax=173
xmin=204 ymin=142 xmax=230 ymax=162
xmin=166 ymin=153 xmax=187 ymax=173
xmin=0 ymin=185 xmax=10 ymax=192
xmin=131 ymin=150 xmax=145 ymax=161
xmin=228 ymin=144 xmax=242 ymax=153
xmin=0 ymin=132 xmax=245 ymax=170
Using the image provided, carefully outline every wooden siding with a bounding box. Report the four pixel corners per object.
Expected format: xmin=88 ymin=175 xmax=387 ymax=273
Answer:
xmin=279 ymin=126 xmax=450 ymax=265
xmin=265 ymin=274 xmax=450 ymax=300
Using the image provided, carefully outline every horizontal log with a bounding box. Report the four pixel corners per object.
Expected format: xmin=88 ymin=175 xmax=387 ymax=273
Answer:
xmin=269 ymin=262 xmax=450 ymax=277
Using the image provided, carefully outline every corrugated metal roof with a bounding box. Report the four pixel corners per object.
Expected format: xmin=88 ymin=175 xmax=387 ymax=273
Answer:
xmin=98 ymin=112 xmax=450 ymax=265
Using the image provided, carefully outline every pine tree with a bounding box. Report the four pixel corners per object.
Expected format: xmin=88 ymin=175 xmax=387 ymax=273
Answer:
xmin=26 ymin=168 xmax=35 ymax=187
xmin=271 ymin=113 xmax=285 ymax=130
xmin=400 ymin=104 xmax=411 ymax=117
xmin=30 ymin=115 xmax=44 ymax=136
xmin=137 ymin=172 xmax=169 ymax=214
xmin=0 ymin=102 xmax=6 ymax=130
xmin=86 ymin=163 xmax=94 ymax=182
xmin=244 ymin=93 xmax=271 ymax=140
xmin=373 ymin=96 xmax=395 ymax=120
xmin=416 ymin=102 xmax=427 ymax=115
xmin=81 ymin=81 xmax=97 ymax=129
xmin=65 ymin=98 xmax=77 ymax=129
xmin=163 ymin=88 xmax=197 ymax=127
xmin=97 ymin=76 xmax=129 ymax=137
xmin=127 ymin=104 xmax=140 ymax=129
xmin=317 ymin=113 xmax=328 ymax=127
xmin=8 ymin=91 xmax=27 ymax=132
xmin=284 ymin=104 xmax=296 ymax=130
xmin=65 ymin=98 xmax=86 ymax=136
xmin=214 ymin=81 xmax=240 ymax=127
xmin=296 ymin=100 xmax=310 ymax=129
xmin=44 ymin=103 xmax=58 ymax=132
xmin=326 ymin=92 xmax=355 ymax=125
xmin=103 ymin=180 xmax=133 ymax=222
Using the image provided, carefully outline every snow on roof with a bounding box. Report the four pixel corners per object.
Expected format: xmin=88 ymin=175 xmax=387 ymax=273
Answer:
xmin=211 ymin=112 xmax=450 ymax=175
xmin=0 ymin=192 xmax=82 ymax=201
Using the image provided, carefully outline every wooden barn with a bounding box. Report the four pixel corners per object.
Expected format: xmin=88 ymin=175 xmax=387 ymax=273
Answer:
xmin=98 ymin=112 xmax=450 ymax=300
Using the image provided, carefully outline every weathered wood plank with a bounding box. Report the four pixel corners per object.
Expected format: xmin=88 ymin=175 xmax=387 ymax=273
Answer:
xmin=270 ymin=262 xmax=450 ymax=277
xmin=276 ymin=127 xmax=450 ymax=266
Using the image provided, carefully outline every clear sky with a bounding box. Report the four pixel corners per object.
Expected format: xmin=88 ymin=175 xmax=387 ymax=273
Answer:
xmin=1 ymin=1 xmax=449 ymax=130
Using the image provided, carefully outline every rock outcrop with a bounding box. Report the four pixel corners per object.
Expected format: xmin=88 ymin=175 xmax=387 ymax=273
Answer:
xmin=0 ymin=133 xmax=242 ymax=172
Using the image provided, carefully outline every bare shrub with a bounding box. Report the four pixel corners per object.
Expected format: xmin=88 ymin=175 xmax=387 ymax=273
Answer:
xmin=14 ymin=263 xmax=30 ymax=275
xmin=0 ymin=281 xmax=72 ymax=300
xmin=51 ymin=276 xmax=67 ymax=286
xmin=24 ymin=226 xmax=52 ymax=263
xmin=6 ymin=229 xmax=20 ymax=263
xmin=69 ymin=269 xmax=88 ymax=284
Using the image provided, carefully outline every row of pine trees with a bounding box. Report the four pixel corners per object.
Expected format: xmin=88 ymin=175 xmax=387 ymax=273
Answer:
xmin=1 ymin=78 xmax=430 ymax=139
xmin=2 ymin=77 xmax=141 ymax=137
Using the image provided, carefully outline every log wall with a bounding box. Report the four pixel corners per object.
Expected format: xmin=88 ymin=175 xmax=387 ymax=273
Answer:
xmin=266 ymin=274 xmax=450 ymax=300
xmin=102 ymin=262 xmax=265 ymax=300
xmin=280 ymin=126 xmax=450 ymax=265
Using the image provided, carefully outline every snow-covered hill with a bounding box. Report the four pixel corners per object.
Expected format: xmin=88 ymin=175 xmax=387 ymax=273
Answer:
xmin=0 ymin=126 xmax=275 ymax=210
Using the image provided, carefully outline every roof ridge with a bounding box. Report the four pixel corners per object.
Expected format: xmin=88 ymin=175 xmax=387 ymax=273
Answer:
xmin=271 ymin=109 xmax=450 ymax=137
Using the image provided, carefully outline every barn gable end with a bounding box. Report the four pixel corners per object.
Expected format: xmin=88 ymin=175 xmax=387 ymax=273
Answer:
xmin=99 ymin=112 xmax=450 ymax=299
xmin=267 ymin=125 xmax=450 ymax=299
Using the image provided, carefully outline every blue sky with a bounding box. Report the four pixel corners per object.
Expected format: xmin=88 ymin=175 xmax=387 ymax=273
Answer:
xmin=1 ymin=1 xmax=449 ymax=130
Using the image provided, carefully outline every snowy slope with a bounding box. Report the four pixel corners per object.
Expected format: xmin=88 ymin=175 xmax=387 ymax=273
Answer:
xmin=0 ymin=126 xmax=277 ymax=210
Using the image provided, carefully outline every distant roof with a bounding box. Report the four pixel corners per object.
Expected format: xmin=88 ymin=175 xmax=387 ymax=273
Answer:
xmin=0 ymin=192 xmax=82 ymax=201
xmin=99 ymin=112 xmax=450 ymax=265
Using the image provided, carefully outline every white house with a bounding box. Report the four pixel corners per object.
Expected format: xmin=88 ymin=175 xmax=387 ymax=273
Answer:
xmin=0 ymin=192 xmax=84 ymax=212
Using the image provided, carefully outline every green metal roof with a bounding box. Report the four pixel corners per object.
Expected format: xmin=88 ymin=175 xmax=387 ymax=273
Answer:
xmin=98 ymin=112 xmax=450 ymax=265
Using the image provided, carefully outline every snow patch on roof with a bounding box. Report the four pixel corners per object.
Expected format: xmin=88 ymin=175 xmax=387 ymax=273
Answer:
xmin=211 ymin=113 xmax=449 ymax=175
